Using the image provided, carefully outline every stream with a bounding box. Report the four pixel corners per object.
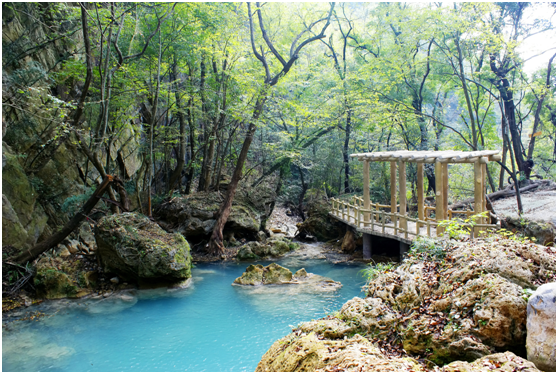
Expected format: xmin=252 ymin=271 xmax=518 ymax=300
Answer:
xmin=2 ymin=244 xmax=368 ymax=372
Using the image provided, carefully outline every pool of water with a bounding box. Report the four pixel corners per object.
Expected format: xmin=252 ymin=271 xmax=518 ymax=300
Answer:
xmin=2 ymin=248 xmax=367 ymax=372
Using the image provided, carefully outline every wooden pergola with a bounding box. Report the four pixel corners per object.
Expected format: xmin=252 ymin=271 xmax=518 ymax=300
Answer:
xmin=346 ymin=150 xmax=501 ymax=238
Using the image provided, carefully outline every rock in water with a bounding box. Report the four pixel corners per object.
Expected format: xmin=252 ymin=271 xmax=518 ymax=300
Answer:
xmin=262 ymin=263 xmax=292 ymax=284
xmin=234 ymin=264 xmax=265 ymax=285
xmin=95 ymin=213 xmax=192 ymax=282
xmin=294 ymin=268 xmax=308 ymax=279
xmin=527 ymin=282 xmax=556 ymax=371
xmin=233 ymin=263 xmax=292 ymax=285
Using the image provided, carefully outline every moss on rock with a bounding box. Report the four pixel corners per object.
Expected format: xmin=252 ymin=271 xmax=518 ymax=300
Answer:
xmin=95 ymin=213 xmax=192 ymax=282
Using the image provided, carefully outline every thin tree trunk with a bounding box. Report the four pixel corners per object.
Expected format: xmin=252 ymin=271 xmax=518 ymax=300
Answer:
xmin=208 ymin=92 xmax=267 ymax=256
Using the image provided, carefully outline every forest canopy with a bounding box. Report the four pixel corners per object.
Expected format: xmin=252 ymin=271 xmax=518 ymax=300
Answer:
xmin=2 ymin=2 xmax=556 ymax=255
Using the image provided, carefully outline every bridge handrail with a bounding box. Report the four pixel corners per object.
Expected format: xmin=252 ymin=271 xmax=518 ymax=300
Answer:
xmin=331 ymin=197 xmax=498 ymax=240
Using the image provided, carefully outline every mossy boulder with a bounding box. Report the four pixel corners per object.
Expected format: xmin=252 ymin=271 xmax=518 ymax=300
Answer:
xmin=502 ymin=216 xmax=556 ymax=247
xmin=233 ymin=263 xmax=292 ymax=286
xmin=154 ymin=185 xmax=275 ymax=241
xmin=33 ymin=256 xmax=93 ymax=299
xmin=95 ymin=213 xmax=192 ymax=282
xmin=262 ymin=263 xmax=293 ymax=284
xmin=236 ymin=237 xmax=299 ymax=260
xmin=234 ymin=264 xmax=265 ymax=285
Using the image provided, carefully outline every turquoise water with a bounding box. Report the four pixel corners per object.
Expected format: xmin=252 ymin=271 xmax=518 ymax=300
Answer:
xmin=3 ymin=252 xmax=366 ymax=372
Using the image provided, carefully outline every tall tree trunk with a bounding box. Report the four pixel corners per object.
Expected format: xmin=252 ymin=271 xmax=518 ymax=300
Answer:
xmin=208 ymin=92 xmax=267 ymax=256
xmin=343 ymin=107 xmax=351 ymax=193
xmin=168 ymin=59 xmax=187 ymax=192
xmin=526 ymin=53 xmax=555 ymax=178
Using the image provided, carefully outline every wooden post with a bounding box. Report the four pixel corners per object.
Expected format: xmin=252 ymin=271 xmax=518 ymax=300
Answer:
xmin=435 ymin=161 xmax=444 ymax=236
xmin=390 ymin=161 xmax=397 ymax=231
xmin=442 ymin=163 xmax=449 ymax=219
xmin=375 ymin=202 xmax=379 ymax=222
xmin=363 ymin=160 xmax=370 ymax=227
xmin=473 ymin=159 xmax=483 ymax=237
xmin=399 ymin=160 xmax=407 ymax=236
xmin=481 ymin=159 xmax=490 ymax=224
xmin=417 ymin=163 xmax=424 ymax=230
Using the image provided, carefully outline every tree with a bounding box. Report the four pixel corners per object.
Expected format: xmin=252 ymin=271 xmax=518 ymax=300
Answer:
xmin=208 ymin=2 xmax=335 ymax=256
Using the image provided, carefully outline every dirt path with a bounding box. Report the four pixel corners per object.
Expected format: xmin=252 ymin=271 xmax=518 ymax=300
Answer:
xmin=492 ymin=188 xmax=556 ymax=225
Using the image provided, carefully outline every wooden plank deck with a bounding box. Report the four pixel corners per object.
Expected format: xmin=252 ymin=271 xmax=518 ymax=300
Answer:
xmin=329 ymin=208 xmax=433 ymax=245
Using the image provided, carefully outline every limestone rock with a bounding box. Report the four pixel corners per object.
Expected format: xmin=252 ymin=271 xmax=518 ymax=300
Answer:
xmin=294 ymin=268 xmax=308 ymax=279
xmin=1 ymin=143 xmax=48 ymax=250
xmin=234 ymin=264 xmax=265 ymax=285
xmin=33 ymin=256 xmax=92 ymax=299
xmin=95 ymin=213 xmax=192 ymax=282
xmin=503 ymin=216 xmax=556 ymax=247
xmin=259 ymin=236 xmax=556 ymax=370
xmin=441 ymin=351 xmax=541 ymax=372
xmin=262 ymin=263 xmax=292 ymax=285
xmin=256 ymin=332 xmax=424 ymax=372
xmin=295 ymin=194 xmax=342 ymax=241
xmin=527 ymin=282 xmax=556 ymax=371
xmin=154 ymin=185 xmax=275 ymax=240
xmin=236 ymin=237 xmax=298 ymax=260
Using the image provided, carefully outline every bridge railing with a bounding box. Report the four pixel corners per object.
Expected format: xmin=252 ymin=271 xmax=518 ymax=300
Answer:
xmin=331 ymin=196 xmax=498 ymax=240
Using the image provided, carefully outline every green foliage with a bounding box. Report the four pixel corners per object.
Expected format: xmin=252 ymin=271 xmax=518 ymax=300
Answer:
xmin=359 ymin=261 xmax=396 ymax=281
xmin=61 ymin=187 xmax=96 ymax=215
xmin=409 ymin=236 xmax=448 ymax=260
xmin=438 ymin=212 xmax=489 ymax=240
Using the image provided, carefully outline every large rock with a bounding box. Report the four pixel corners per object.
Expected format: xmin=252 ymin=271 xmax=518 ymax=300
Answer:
xmin=295 ymin=194 xmax=342 ymax=241
xmin=503 ymin=217 xmax=556 ymax=247
xmin=256 ymin=236 xmax=556 ymax=369
xmin=154 ymin=185 xmax=275 ymax=240
xmin=236 ymin=237 xmax=299 ymax=260
xmin=257 ymin=332 xmax=424 ymax=372
xmin=233 ymin=263 xmax=292 ymax=285
xmin=527 ymin=282 xmax=556 ymax=371
xmin=95 ymin=213 xmax=192 ymax=282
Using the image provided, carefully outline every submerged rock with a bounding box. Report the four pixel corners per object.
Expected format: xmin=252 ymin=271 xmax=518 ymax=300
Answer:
xmin=95 ymin=213 xmax=192 ymax=282
xmin=527 ymin=282 xmax=556 ymax=371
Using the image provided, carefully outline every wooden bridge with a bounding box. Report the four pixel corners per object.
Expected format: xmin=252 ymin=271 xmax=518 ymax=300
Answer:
xmin=329 ymin=150 xmax=501 ymax=259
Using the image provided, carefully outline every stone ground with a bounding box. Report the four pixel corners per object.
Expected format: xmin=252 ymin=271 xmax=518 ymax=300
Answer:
xmin=266 ymin=205 xmax=302 ymax=236
xmin=492 ymin=188 xmax=556 ymax=224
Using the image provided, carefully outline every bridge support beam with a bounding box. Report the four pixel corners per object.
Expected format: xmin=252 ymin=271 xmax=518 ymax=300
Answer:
xmin=363 ymin=233 xmax=372 ymax=260
xmin=399 ymin=241 xmax=410 ymax=259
